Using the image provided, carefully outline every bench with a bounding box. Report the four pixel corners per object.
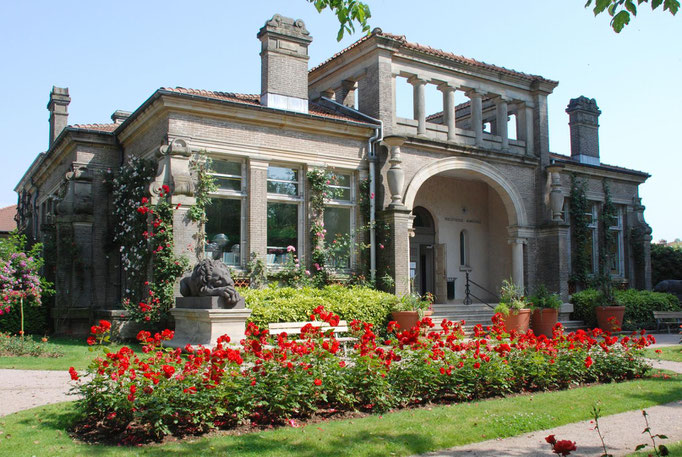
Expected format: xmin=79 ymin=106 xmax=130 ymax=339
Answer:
xmin=653 ymin=311 xmax=682 ymax=333
xmin=268 ymin=320 xmax=356 ymax=354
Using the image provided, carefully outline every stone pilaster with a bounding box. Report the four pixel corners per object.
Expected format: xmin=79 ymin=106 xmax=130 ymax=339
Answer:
xmin=248 ymin=159 xmax=269 ymax=261
xmin=381 ymin=207 xmax=411 ymax=296
xmin=493 ymin=95 xmax=510 ymax=151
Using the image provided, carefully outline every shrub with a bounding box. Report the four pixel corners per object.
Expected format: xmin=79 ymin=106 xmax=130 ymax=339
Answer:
xmin=571 ymin=288 xmax=680 ymax=329
xmin=0 ymin=332 xmax=63 ymax=357
xmin=651 ymin=243 xmax=682 ymax=286
xmin=0 ymin=304 xmax=49 ymax=335
xmin=529 ymin=284 xmax=562 ymax=310
xmin=241 ymin=284 xmax=397 ymax=330
xmin=71 ymin=311 xmax=654 ymax=444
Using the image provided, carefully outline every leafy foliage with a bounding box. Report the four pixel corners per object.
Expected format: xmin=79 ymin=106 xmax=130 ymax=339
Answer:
xmin=651 ymin=243 xmax=682 ymax=286
xmin=187 ymin=154 xmax=217 ymax=225
xmin=0 ymin=332 xmax=63 ymax=357
xmin=570 ymin=175 xmax=591 ymax=289
xmin=571 ymin=288 xmax=680 ymax=329
xmin=529 ymin=284 xmax=563 ymax=310
xmin=585 ymin=0 xmax=679 ymax=32
xmin=308 ymin=0 xmax=372 ymax=41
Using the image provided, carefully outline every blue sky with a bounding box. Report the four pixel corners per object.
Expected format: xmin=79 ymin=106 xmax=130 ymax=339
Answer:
xmin=1 ymin=0 xmax=680 ymax=241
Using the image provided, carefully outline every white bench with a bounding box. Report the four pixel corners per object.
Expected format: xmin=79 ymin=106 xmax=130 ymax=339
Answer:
xmin=267 ymin=320 xmax=356 ymax=354
xmin=653 ymin=311 xmax=682 ymax=334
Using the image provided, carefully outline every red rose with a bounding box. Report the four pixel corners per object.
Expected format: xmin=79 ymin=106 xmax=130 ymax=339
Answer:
xmin=86 ymin=336 xmax=96 ymax=346
xmin=584 ymin=356 xmax=593 ymax=368
xmin=162 ymin=365 xmax=175 ymax=378
xmin=545 ymin=435 xmax=556 ymax=445
xmin=553 ymin=439 xmax=577 ymax=456
xmin=313 ymin=378 xmax=322 ymax=386
xmin=68 ymin=366 xmax=79 ymax=381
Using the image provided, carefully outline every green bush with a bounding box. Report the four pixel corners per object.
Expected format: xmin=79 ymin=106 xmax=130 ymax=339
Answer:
xmin=570 ymin=288 xmax=680 ymax=329
xmin=0 ymin=304 xmax=49 ymax=335
xmin=651 ymin=243 xmax=682 ymax=286
xmin=240 ymin=284 xmax=397 ymax=330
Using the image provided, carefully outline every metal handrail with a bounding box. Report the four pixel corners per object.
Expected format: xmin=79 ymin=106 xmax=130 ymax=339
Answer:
xmin=464 ymin=271 xmax=498 ymax=310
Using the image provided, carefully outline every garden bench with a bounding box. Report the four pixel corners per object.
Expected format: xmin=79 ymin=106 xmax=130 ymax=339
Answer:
xmin=268 ymin=320 xmax=356 ymax=354
xmin=652 ymin=311 xmax=682 ymax=333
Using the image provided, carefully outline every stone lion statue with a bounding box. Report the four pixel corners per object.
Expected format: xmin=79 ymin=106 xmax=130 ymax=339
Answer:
xmin=179 ymin=259 xmax=245 ymax=309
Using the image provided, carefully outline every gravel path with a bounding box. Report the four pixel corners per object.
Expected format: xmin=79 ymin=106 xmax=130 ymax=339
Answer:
xmin=0 ymin=369 xmax=77 ymax=417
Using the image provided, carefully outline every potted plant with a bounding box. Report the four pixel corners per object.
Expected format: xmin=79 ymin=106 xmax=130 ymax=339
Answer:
xmin=391 ymin=292 xmax=433 ymax=331
xmin=529 ymin=284 xmax=562 ymax=337
xmin=494 ymin=279 xmax=531 ymax=333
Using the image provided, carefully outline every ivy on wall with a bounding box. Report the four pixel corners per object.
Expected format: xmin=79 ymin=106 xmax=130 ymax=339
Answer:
xmin=597 ymin=180 xmax=617 ymax=303
xmin=569 ymin=174 xmax=591 ymax=290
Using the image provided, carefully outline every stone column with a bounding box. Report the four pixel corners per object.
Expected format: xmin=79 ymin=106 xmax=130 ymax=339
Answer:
xmin=439 ymin=83 xmax=457 ymax=141
xmin=515 ymin=102 xmax=535 ymax=156
xmin=494 ymin=96 xmax=510 ymax=151
xmin=383 ymin=136 xmax=407 ymax=209
xmin=466 ymin=89 xmax=484 ymax=146
xmin=409 ymin=76 xmax=427 ymax=136
xmin=382 ymin=208 xmax=412 ymax=296
xmin=510 ymin=238 xmax=525 ymax=290
xmin=546 ymin=163 xmax=565 ymax=222
xmin=248 ymin=159 xmax=269 ymax=261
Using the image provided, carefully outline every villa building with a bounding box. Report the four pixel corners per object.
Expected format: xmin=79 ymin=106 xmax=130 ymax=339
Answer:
xmin=15 ymin=15 xmax=652 ymax=334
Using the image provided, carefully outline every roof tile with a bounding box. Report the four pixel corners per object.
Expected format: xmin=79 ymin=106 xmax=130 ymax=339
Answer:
xmin=0 ymin=205 xmax=17 ymax=233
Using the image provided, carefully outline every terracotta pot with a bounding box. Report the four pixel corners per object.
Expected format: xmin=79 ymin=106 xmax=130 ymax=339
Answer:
xmin=531 ymin=308 xmax=559 ymax=337
xmin=501 ymin=309 xmax=531 ymax=333
xmin=391 ymin=310 xmax=433 ymax=331
xmin=595 ymin=306 xmax=625 ymax=331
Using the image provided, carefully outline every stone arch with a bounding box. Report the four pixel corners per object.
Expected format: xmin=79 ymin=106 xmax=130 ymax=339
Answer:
xmin=403 ymin=157 xmax=528 ymax=227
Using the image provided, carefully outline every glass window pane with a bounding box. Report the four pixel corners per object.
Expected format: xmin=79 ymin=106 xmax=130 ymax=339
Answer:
xmin=267 ymin=202 xmax=298 ymax=265
xmin=332 ymin=173 xmax=350 ymax=188
xmin=324 ymin=206 xmax=351 ymax=269
xmin=332 ymin=188 xmax=351 ymax=201
xmin=267 ymin=181 xmax=298 ymax=195
xmin=211 ymin=160 xmax=242 ymax=176
xmin=268 ymin=166 xmax=298 ymax=182
xmin=205 ymin=198 xmax=241 ymax=266
xmin=609 ymin=236 xmax=620 ymax=275
xmin=214 ymin=176 xmax=241 ymax=191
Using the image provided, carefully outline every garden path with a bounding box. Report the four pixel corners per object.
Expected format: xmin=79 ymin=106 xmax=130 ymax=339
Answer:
xmin=415 ymin=339 xmax=682 ymax=457
xmin=0 ymin=369 xmax=76 ymax=417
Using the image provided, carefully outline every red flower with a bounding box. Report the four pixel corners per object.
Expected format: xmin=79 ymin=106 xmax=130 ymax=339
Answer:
xmin=162 ymin=184 xmax=170 ymax=194
xmin=141 ymin=197 xmax=148 ymax=204
xmin=339 ymin=361 xmax=346 ymax=368
xmin=584 ymin=356 xmax=593 ymax=368
xmin=162 ymin=365 xmax=175 ymax=378
xmin=86 ymin=336 xmax=96 ymax=346
xmin=553 ymin=439 xmax=577 ymax=456
xmin=545 ymin=435 xmax=556 ymax=445
xmin=68 ymin=366 xmax=79 ymax=381
xmin=313 ymin=378 xmax=322 ymax=386
xmin=473 ymin=362 xmax=481 ymax=369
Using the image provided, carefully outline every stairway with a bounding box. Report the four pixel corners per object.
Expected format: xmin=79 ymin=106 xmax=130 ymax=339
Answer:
xmin=430 ymin=302 xmax=587 ymax=333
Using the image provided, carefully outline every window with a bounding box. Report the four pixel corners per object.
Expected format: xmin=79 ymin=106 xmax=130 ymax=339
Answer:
xmin=324 ymin=172 xmax=354 ymax=270
xmin=267 ymin=165 xmax=303 ymax=265
xmin=205 ymin=158 xmax=245 ymax=267
xmin=459 ymin=229 xmax=469 ymax=269
xmin=585 ymin=203 xmax=598 ymax=274
xmin=609 ymin=206 xmax=624 ymax=277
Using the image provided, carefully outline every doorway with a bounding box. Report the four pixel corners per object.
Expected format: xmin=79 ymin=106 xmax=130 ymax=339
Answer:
xmin=410 ymin=206 xmax=435 ymax=297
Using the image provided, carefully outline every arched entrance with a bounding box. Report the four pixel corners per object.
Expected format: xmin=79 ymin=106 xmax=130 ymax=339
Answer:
xmin=403 ymin=157 xmax=529 ymax=301
xmin=410 ymin=206 xmax=436 ymax=297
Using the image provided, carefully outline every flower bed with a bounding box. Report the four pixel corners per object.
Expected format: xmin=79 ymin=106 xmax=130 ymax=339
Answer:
xmin=70 ymin=309 xmax=654 ymax=444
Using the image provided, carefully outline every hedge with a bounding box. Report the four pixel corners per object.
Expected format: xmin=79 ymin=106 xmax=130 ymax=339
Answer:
xmin=0 ymin=304 xmax=49 ymax=335
xmin=651 ymin=243 xmax=682 ymax=286
xmin=571 ymin=288 xmax=680 ymax=329
xmin=240 ymin=284 xmax=397 ymax=330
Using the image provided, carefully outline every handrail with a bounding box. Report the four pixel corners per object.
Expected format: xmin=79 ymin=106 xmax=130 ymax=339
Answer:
xmin=464 ymin=271 xmax=498 ymax=310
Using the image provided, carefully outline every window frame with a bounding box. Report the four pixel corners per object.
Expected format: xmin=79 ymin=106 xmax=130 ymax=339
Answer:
xmin=267 ymin=163 xmax=304 ymax=266
xmin=206 ymin=157 xmax=247 ymax=268
xmin=608 ymin=206 xmax=625 ymax=278
xmin=324 ymin=171 xmax=355 ymax=272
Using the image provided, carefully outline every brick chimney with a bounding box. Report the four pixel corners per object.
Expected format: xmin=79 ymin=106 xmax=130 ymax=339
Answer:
xmin=566 ymin=96 xmax=601 ymax=165
xmin=257 ymin=14 xmax=312 ymax=114
xmin=47 ymin=86 xmax=71 ymax=148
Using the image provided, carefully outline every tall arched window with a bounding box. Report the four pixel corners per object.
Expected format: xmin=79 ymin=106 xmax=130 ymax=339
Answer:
xmin=459 ymin=229 xmax=469 ymax=268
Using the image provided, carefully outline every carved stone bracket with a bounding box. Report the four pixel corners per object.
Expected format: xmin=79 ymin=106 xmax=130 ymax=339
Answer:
xmin=546 ymin=163 xmax=565 ymax=222
xmin=149 ymin=138 xmax=195 ymax=203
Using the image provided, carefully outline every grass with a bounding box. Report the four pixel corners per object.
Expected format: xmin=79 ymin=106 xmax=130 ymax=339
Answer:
xmin=644 ymin=345 xmax=682 ymax=363
xmin=0 ymin=336 xmax=141 ymax=371
xmin=0 ymin=374 xmax=680 ymax=456
xmin=628 ymin=440 xmax=682 ymax=456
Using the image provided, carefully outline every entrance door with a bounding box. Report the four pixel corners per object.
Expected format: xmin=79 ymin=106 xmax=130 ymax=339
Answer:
xmin=410 ymin=206 xmax=436 ymax=297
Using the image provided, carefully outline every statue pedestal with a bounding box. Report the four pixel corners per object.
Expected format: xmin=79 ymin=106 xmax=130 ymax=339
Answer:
xmin=167 ymin=297 xmax=251 ymax=348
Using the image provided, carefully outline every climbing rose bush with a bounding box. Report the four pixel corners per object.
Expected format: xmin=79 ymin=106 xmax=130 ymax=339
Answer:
xmin=70 ymin=310 xmax=654 ymax=444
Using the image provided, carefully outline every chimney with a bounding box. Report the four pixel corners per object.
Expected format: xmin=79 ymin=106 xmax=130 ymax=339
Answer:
xmin=47 ymin=86 xmax=71 ymax=147
xmin=257 ymin=14 xmax=312 ymax=114
xmin=566 ymin=96 xmax=601 ymax=166
xmin=111 ymin=110 xmax=131 ymax=124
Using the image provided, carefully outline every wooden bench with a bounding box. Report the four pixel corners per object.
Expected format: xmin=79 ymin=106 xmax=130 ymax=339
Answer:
xmin=268 ymin=320 xmax=356 ymax=354
xmin=653 ymin=311 xmax=682 ymax=333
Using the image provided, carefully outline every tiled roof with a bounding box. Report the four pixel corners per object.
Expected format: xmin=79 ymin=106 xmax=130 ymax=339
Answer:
xmin=0 ymin=205 xmax=17 ymax=233
xmin=550 ymin=153 xmax=648 ymax=176
xmin=311 ymin=30 xmax=556 ymax=84
xmin=69 ymin=123 xmax=118 ymax=132
xmin=161 ymin=87 xmax=372 ymax=124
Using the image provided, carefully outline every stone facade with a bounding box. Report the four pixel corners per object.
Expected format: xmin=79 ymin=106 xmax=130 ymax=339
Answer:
xmin=15 ymin=15 xmax=652 ymax=335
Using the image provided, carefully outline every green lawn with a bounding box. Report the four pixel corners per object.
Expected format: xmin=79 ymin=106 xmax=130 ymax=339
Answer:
xmin=0 ymin=336 xmax=141 ymax=371
xmin=628 ymin=440 xmax=682 ymax=456
xmin=644 ymin=345 xmax=682 ymax=363
xmin=0 ymin=374 xmax=680 ymax=456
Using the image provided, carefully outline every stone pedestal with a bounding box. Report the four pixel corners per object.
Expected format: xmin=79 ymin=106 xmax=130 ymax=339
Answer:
xmin=167 ymin=297 xmax=251 ymax=348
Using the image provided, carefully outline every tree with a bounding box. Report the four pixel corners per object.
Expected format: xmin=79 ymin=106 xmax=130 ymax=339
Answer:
xmin=585 ymin=0 xmax=679 ymax=32
xmin=308 ymin=0 xmax=371 ymax=40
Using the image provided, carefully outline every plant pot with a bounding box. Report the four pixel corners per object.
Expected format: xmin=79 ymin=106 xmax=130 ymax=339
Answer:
xmin=595 ymin=306 xmax=625 ymax=331
xmin=391 ymin=310 xmax=433 ymax=331
xmin=531 ymin=308 xmax=559 ymax=337
xmin=500 ymin=309 xmax=531 ymax=333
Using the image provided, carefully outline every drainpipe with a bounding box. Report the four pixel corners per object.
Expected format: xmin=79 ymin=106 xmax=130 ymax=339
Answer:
xmin=318 ymin=97 xmax=383 ymax=283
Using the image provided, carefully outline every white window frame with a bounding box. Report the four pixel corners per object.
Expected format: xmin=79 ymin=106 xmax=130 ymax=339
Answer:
xmin=324 ymin=171 xmax=355 ymax=271
xmin=608 ymin=206 xmax=625 ymax=278
xmin=206 ymin=157 xmax=247 ymax=268
xmin=267 ymin=163 xmax=304 ymax=266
